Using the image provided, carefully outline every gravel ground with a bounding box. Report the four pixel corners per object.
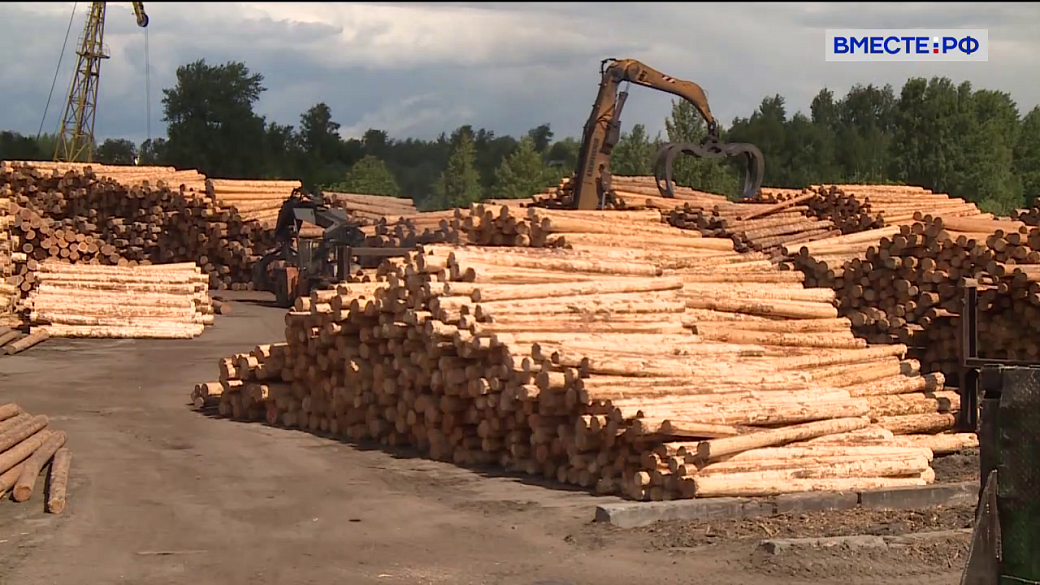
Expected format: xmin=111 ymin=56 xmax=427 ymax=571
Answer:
xmin=933 ymin=449 xmax=980 ymax=483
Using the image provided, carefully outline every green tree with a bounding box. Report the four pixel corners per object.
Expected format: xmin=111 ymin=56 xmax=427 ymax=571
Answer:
xmin=492 ymin=136 xmax=555 ymax=199
xmin=138 ymin=137 xmax=168 ymax=165
xmin=545 ymin=136 xmax=580 ymax=170
xmin=473 ymin=128 xmax=519 ymax=194
xmin=955 ymin=88 xmax=1022 ymax=214
xmin=299 ymin=103 xmax=341 ymax=159
xmin=1015 ymin=106 xmax=1040 ymax=205
xmin=161 ymin=59 xmax=268 ymax=178
xmin=611 ymin=124 xmax=655 ymax=176
xmin=834 ymin=83 xmax=896 ymax=182
xmin=891 ymin=77 xmax=960 ymax=194
xmin=427 ymin=131 xmax=482 ymax=210
xmin=295 ymin=103 xmax=351 ymax=186
xmin=329 ymin=155 xmax=401 ymax=197
xmin=96 ymin=138 xmax=138 ymax=164
xmin=34 ymin=133 xmax=60 ymax=161
xmin=527 ymin=123 xmax=554 ymax=153
xmin=262 ymin=122 xmax=302 ymax=180
xmin=0 ymin=131 xmax=45 ymax=160
xmin=805 ymin=89 xmax=842 ymax=183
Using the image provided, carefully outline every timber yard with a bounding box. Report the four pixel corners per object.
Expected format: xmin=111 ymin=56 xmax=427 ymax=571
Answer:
xmin=1 ymin=4 xmax=1037 ymax=585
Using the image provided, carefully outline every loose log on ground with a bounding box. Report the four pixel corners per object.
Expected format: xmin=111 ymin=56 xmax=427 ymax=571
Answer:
xmin=12 ymin=430 xmax=67 ymax=502
xmin=46 ymin=448 xmax=72 ymax=514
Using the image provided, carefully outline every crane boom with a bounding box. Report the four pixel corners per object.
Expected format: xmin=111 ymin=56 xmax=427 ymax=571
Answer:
xmin=54 ymin=2 xmax=148 ymax=163
xmin=571 ymin=58 xmax=764 ymax=209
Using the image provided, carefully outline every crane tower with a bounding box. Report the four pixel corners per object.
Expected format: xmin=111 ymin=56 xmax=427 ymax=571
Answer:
xmin=53 ymin=2 xmax=149 ymax=163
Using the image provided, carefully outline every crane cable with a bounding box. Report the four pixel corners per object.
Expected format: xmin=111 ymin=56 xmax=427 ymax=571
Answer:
xmin=38 ymin=2 xmax=79 ymax=140
xmin=144 ymin=24 xmax=151 ymax=147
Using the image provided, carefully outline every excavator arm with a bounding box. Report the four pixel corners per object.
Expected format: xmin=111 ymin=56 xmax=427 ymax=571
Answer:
xmin=571 ymin=58 xmax=764 ymax=210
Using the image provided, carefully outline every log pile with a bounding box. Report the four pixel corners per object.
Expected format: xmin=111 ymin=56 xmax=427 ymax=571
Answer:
xmin=359 ymin=210 xmax=463 ymax=251
xmin=816 ymin=217 xmax=1039 ymax=378
xmin=1013 ymin=197 xmax=1040 ymax=226
xmin=669 ymin=184 xmax=988 ymax=257
xmin=778 ymin=202 xmax=1040 ymax=379
xmin=1 ymin=193 xmax=19 ymax=326
xmin=0 ymin=160 xmax=206 ymax=192
xmin=667 ymin=197 xmax=840 ymax=256
xmin=461 ymin=204 xmax=758 ymax=252
xmin=0 ymin=402 xmax=72 ymax=513
xmin=1 ymin=163 xmax=276 ymax=291
xmin=797 ymin=185 xmax=988 ymax=235
xmin=325 ymin=191 xmax=418 ymax=222
xmin=193 ymin=219 xmax=977 ymax=500
xmin=530 ymin=175 xmax=731 ymax=213
xmin=25 ymin=261 xmax=213 ymax=340
xmin=206 ymin=179 xmax=300 ymax=226
xmin=661 ymin=181 xmax=1040 ymax=380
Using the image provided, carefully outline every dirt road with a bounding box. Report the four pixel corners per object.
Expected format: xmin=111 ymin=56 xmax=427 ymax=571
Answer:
xmin=0 ymin=296 xmax=967 ymax=585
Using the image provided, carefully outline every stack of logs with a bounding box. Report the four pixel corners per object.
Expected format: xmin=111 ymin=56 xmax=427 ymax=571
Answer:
xmin=360 ymin=210 xmax=462 ymax=251
xmin=668 ymin=184 xmax=989 ymax=256
xmin=1013 ymin=199 xmax=1040 ymax=226
xmin=0 ymin=160 xmax=207 ymax=192
xmin=1 ymin=163 xmax=276 ymax=291
xmin=1 ymin=162 xmax=474 ymax=295
xmin=667 ymin=193 xmax=838 ymax=257
xmin=0 ymin=403 xmax=72 ymax=513
xmin=194 ymin=211 xmax=977 ymax=501
xmin=786 ymin=214 xmax=1040 ymax=378
xmin=25 ymin=261 xmax=213 ymax=340
xmin=207 ymin=179 xmax=300 ymax=226
xmin=326 ymin=191 xmax=419 ymax=222
xmin=654 ymin=181 xmax=1040 ymax=380
xmin=797 ymin=185 xmax=988 ymax=234
xmin=1 ymin=189 xmax=18 ymax=326
xmin=531 ymin=175 xmax=731 ymax=213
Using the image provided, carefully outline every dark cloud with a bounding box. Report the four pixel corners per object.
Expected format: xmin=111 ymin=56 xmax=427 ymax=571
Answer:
xmin=2 ymin=1 xmax=1037 ymax=150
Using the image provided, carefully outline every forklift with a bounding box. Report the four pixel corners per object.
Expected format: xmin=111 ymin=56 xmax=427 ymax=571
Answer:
xmin=251 ymin=187 xmax=412 ymax=308
xmin=957 ymin=278 xmax=1040 ymax=585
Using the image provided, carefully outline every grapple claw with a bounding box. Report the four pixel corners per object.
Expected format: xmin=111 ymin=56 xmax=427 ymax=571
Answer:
xmin=653 ymin=138 xmax=765 ymax=201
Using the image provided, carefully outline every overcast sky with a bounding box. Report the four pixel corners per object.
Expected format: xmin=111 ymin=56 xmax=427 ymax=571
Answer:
xmin=2 ymin=2 xmax=1038 ymax=147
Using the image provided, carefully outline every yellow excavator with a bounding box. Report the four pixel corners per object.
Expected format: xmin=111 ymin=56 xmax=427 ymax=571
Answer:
xmin=571 ymin=58 xmax=765 ymax=210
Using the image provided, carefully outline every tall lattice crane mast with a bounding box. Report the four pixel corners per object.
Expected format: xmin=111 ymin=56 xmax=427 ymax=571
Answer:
xmin=54 ymin=2 xmax=148 ymax=163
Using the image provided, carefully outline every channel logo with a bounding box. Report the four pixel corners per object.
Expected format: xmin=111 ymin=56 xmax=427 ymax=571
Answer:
xmin=825 ymin=29 xmax=989 ymax=62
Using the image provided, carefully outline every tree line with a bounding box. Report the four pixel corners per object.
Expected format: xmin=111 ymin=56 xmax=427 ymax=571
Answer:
xmin=1 ymin=59 xmax=1038 ymax=214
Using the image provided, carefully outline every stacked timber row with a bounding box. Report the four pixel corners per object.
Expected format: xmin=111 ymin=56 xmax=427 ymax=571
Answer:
xmin=667 ymin=194 xmax=839 ymax=256
xmin=783 ymin=214 xmax=1040 ymax=379
xmin=530 ymin=175 xmax=732 ymax=212
xmin=325 ymin=191 xmax=419 ymax=222
xmin=783 ymin=225 xmax=908 ymax=289
xmin=1 ymin=163 xmax=276 ymax=290
xmin=190 ymin=343 xmax=291 ymax=415
xmin=305 ymin=193 xmax=465 ymax=264
xmin=194 ymin=230 xmax=976 ymax=500
xmin=1 ymin=193 xmax=20 ymax=326
xmin=206 ymin=179 xmax=300 ymax=226
xmin=798 ymin=185 xmax=988 ymax=234
xmin=361 ymin=210 xmax=463 ymax=250
xmin=0 ymin=402 xmax=72 ymax=513
xmin=0 ymin=160 xmax=207 ymax=192
xmin=462 ymin=206 xmax=740 ymax=254
xmin=748 ymin=188 xmax=811 ymax=203
xmin=1013 ymin=197 xmax=1040 ymax=226
xmin=25 ymin=261 xmax=213 ymax=340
